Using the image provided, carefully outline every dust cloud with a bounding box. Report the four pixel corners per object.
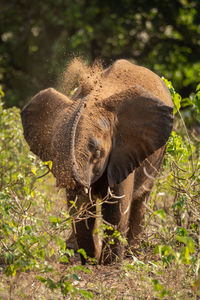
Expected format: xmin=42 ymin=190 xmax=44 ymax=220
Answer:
xmin=57 ymin=57 xmax=104 ymax=99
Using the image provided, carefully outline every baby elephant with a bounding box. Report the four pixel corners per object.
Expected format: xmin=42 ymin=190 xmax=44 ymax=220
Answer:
xmin=21 ymin=59 xmax=173 ymax=264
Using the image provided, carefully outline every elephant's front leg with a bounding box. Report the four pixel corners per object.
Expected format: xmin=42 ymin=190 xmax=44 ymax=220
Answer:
xmin=66 ymin=191 xmax=97 ymax=264
xmin=73 ymin=196 xmax=104 ymax=264
xmin=73 ymin=213 xmax=96 ymax=264
xmin=101 ymin=173 xmax=134 ymax=264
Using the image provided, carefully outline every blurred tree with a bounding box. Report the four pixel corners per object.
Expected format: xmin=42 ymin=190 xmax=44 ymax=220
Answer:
xmin=0 ymin=0 xmax=200 ymax=107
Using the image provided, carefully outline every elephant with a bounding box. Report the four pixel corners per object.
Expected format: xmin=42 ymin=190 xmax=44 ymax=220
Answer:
xmin=21 ymin=59 xmax=173 ymax=264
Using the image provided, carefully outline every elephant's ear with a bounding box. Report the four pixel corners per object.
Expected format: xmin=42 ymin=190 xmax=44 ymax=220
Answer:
xmin=21 ymin=88 xmax=72 ymax=162
xmin=103 ymin=86 xmax=173 ymax=186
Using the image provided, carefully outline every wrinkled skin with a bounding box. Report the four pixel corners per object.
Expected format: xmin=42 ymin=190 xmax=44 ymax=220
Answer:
xmin=21 ymin=59 xmax=173 ymax=264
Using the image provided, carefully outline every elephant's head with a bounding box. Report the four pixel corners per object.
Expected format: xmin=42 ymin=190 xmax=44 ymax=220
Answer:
xmin=21 ymin=60 xmax=173 ymax=189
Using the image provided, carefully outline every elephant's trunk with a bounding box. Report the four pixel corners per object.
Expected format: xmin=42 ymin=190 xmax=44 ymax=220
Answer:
xmin=70 ymin=97 xmax=89 ymax=187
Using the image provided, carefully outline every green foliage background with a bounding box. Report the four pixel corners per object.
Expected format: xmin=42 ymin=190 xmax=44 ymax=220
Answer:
xmin=0 ymin=1 xmax=200 ymax=298
xmin=1 ymin=0 xmax=200 ymax=107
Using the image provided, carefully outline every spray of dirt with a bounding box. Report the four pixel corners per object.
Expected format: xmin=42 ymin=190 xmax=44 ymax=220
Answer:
xmin=58 ymin=57 xmax=104 ymax=99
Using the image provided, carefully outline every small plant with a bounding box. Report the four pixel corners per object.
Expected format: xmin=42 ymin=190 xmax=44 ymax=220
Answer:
xmin=142 ymin=81 xmax=200 ymax=298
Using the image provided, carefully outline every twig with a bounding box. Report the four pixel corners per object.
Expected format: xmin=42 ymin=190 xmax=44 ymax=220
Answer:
xmin=36 ymin=169 xmax=50 ymax=179
xmin=107 ymin=187 xmax=125 ymax=199
xmin=172 ymin=161 xmax=186 ymax=173
xmin=89 ymin=187 xmax=93 ymax=205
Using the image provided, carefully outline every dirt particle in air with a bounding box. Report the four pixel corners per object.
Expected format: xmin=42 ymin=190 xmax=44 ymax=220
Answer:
xmin=57 ymin=57 xmax=104 ymax=99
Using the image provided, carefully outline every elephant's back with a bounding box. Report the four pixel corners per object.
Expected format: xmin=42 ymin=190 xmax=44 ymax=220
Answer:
xmin=102 ymin=59 xmax=173 ymax=107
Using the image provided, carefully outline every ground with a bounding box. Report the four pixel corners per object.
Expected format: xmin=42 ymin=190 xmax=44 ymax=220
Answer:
xmin=0 ymin=173 xmax=198 ymax=300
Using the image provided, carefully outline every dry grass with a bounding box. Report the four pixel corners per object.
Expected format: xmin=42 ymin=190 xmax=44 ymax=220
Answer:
xmin=0 ymin=253 xmax=195 ymax=299
xmin=0 ymin=173 xmax=198 ymax=300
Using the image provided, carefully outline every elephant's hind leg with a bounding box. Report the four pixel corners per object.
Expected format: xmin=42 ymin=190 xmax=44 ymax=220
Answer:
xmin=127 ymin=193 xmax=147 ymax=251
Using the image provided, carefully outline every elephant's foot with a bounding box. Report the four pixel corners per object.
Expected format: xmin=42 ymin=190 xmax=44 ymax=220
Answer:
xmin=64 ymin=232 xmax=81 ymax=264
xmin=65 ymin=231 xmax=97 ymax=265
xmin=66 ymin=232 xmax=78 ymax=251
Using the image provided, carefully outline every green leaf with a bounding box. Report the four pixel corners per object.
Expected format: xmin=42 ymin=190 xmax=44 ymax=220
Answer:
xmin=31 ymin=167 xmax=37 ymax=175
xmin=72 ymin=274 xmax=80 ymax=281
xmin=46 ymin=278 xmax=57 ymax=291
xmin=43 ymin=160 xmax=53 ymax=170
xmin=78 ymin=289 xmax=94 ymax=299
xmin=0 ymin=89 xmax=5 ymax=97
xmin=196 ymin=83 xmax=200 ymax=92
xmin=50 ymin=248 xmax=54 ymax=257
xmin=175 ymin=227 xmax=188 ymax=236
xmin=49 ymin=215 xmax=62 ymax=225
xmin=77 ymin=248 xmax=87 ymax=259
xmin=60 ymin=256 xmax=69 ymax=264
xmin=173 ymin=93 xmax=181 ymax=112
xmin=175 ymin=236 xmax=195 ymax=252
xmin=154 ymin=209 xmax=166 ymax=220
xmin=36 ymin=276 xmax=47 ymax=283
xmin=172 ymin=197 xmax=185 ymax=210
xmin=152 ymin=279 xmax=163 ymax=292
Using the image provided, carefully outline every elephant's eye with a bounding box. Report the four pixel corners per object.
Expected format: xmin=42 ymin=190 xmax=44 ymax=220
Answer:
xmin=94 ymin=149 xmax=101 ymax=159
xmin=88 ymin=138 xmax=104 ymax=160
xmin=88 ymin=142 xmax=95 ymax=152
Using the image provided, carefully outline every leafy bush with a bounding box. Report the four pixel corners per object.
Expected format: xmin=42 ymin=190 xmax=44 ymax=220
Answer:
xmin=0 ymin=86 xmax=53 ymax=272
xmin=144 ymin=80 xmax=200 ymax=298
xmin=0 ymin=88 xmax=92 ymax=298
